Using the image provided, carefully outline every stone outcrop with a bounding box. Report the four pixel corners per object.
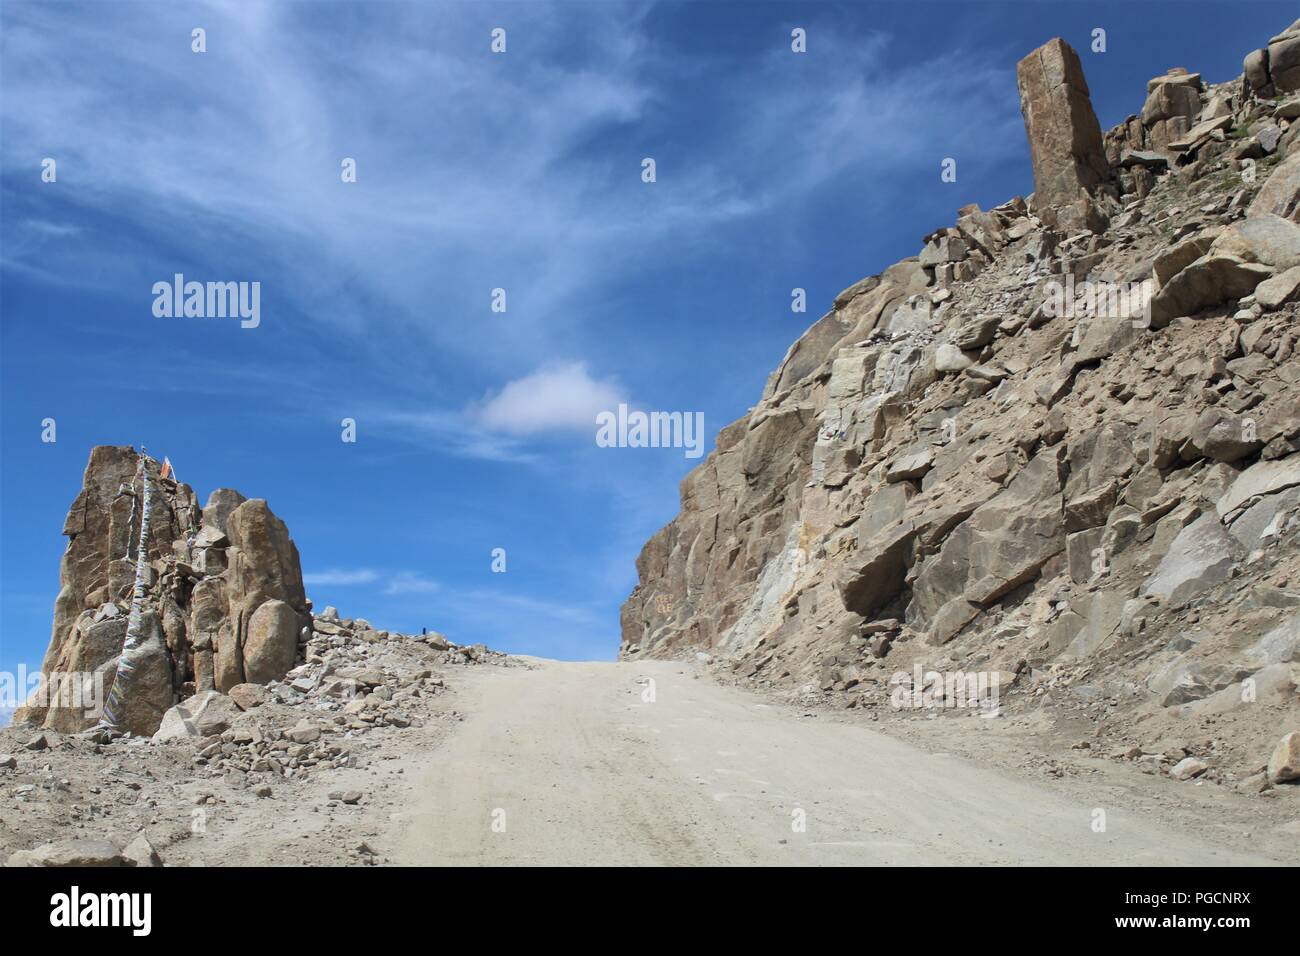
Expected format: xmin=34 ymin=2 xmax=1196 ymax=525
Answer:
xmin=1016 ymin=38 xmax=1109 ymax=231
xmin=15 ymin=447 xmax=309 ymax=737
xmin=623 ymin=20 xmax=1300 ymax=787
xmin=1244 ymin=20 xmax=1300 ymax=97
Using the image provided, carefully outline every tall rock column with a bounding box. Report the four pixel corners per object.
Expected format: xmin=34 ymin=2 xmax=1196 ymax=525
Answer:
xmin=1016 ymin=37 xmax=1110 ymax=231
xmin=15 ymin=446 xmax=310 ymax=736
xmin=14 ymin=446 xmax=198 ymax=735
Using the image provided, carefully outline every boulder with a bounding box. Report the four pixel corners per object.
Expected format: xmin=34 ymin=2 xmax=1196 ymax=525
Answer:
xmin=242 ymin=598 xmax=300 ymax=685
xmin=1254 ymin=264 xmax=1300 ymax=308
xmin=226 ymin=499 xmax=308 ymax=619
xmin=1245 ymin=47 xmax=1273 ymax=95
xmin=152 ymin=689 xmax=242 ymax=742
xmin=1141 ymin=74 xmax=1201 ymax=128
xmin=835 ymin=521 xmax=916 ymax=619
xmin=1248 ymin=152 xmax=1300 ymax=221
xmin=121 ymin=834 xmax=162 ymax=867
xmin=949 ymin=314 xmax=1000 ymax=350
xmin=1186 ymin=408 xmax=1264 ymax=463
xmin=1267 ymin=731 xmax=1300 ymax=783
xmin=886 ymin=448 xmax=934 ymax=482
xmin=287 ymin=719 xmax=322 ymax=744
xmin=6 ymin=839 xmax=124 ymax=867
xmin=934 ymin=343 xmax=973 ymax=373
xmin=1147 ymin=255 xmax=1272 ymax=327
xmin=1153 ymin=232 xmax=1217 ymax=286
xmin=1210 ymin=214 xmax=1300 ymax=268
xmin=1170 ymin=756 xmax=1209 ymax=781
xmin=1140 ymin=513 xmax=1242 ymax=606
xmin=1268 ymin=21 xmax=1300 ymax=92
xmin=228 ymin=682 xmax=269 ymax=710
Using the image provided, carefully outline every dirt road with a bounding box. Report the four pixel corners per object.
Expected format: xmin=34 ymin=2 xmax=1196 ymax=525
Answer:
xmin=390 ymin=659 xmax=1281 ymax=866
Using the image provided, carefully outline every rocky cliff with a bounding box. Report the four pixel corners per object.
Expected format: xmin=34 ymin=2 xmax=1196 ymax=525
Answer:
xmin=15 ymin=446 xmax=311 ymax=737
xmin=621 ymin=23 xmax=1300 ymax=786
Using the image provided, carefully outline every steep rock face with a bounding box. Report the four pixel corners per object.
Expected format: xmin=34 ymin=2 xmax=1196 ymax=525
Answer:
xmin=15 ymin=447 xmax=308 ymax=736
xmin=622 ymin=22 xmax=1300 ymax=776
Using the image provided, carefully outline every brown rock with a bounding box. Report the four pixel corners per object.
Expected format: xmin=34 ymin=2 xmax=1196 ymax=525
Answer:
xmin=201 ymin=487 xmax=247 ymax=536
xmin=15 ymin=446 xmax=199 ymax=734
xmin=1269 ymin=22 xmax=1300 ymax=92
xmin=242 ymin=598 xmax=300 ymax=685
xmin=1268 ymin=731 xmax=1300 ymax=783
xmin=1148 ymin=256 xmax=1272 ymax=328
xmin=228 ymin=682 xmax=269 ymax=710
xmin=1016 ymin=38 xmax=1108 ymax=227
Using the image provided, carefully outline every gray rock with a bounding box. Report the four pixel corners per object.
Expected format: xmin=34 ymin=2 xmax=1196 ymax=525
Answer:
xmin=1254 ymin=264 xmax=1300 ymax=308
xmin=287 ymin=719 xmax=322 ymax=744
xmin=152 ymin=690 xmax=242 ymax=742
xmin=6 ymin=839 xmax=124 ymax=867
xmin=121 ymin=833 xmax=162 ymax=867
xmin=1170 ymin=756 xmax=1209 ymax=780
xmin=1217 ymin=456 xmax=1300 ymax=517
xmin=910 ymin=448 xmax=1066 ymax=628
xmin=1227 ymin=487 xmax=1300 ymax=550
xmin=1250 ymin=152 xmax=1300 ymax=221
xmin=886 ymin=447 xmax=935 ymax=482
xmin=1141 ymin=513 xmax=1242 ymax=606
xmin=1246 ymin=612 xmax=1300 ymax=666
xmin=950 ymin=314 xmax=1000 ymax=350
xmin=1186 ymin=408 xmax=1263 ymax=463
xmin=934 ymin=343 xmax=973 ymax=373
xmin=1211 ymin=214 xmax=1300 ymax=268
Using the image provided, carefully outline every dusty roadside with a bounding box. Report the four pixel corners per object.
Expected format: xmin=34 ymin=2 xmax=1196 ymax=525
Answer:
xmin=389 ymin=659 xmax=1295 ymax=865
xmin=4 ymin=654 xmax=1295 ymax=866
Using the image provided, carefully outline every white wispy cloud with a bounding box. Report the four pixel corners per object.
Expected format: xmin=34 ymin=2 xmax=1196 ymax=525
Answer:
xmin=360 ymin=407 xmax=536 ymax=463
xmin=444 ymin=589 xmax=605 ymax=628
xmin=470 ymin=361 xmax=626 ymax=435
xmin=302 ymin=568 xmax=380 ymax=586
xmin=0 ymin=2 xmax=1023 ymax=473
xmin=0 ymin=1 xmax=1018 ymax=372
xmin=382 ymin=572 xmax=440 ymax=596
xmin=304 ymin=567 xmax=440 ymax=596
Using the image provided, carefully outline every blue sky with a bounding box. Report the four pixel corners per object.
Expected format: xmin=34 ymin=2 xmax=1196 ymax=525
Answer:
xmin=1 ymin=0 xmax=1292 ymax=681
